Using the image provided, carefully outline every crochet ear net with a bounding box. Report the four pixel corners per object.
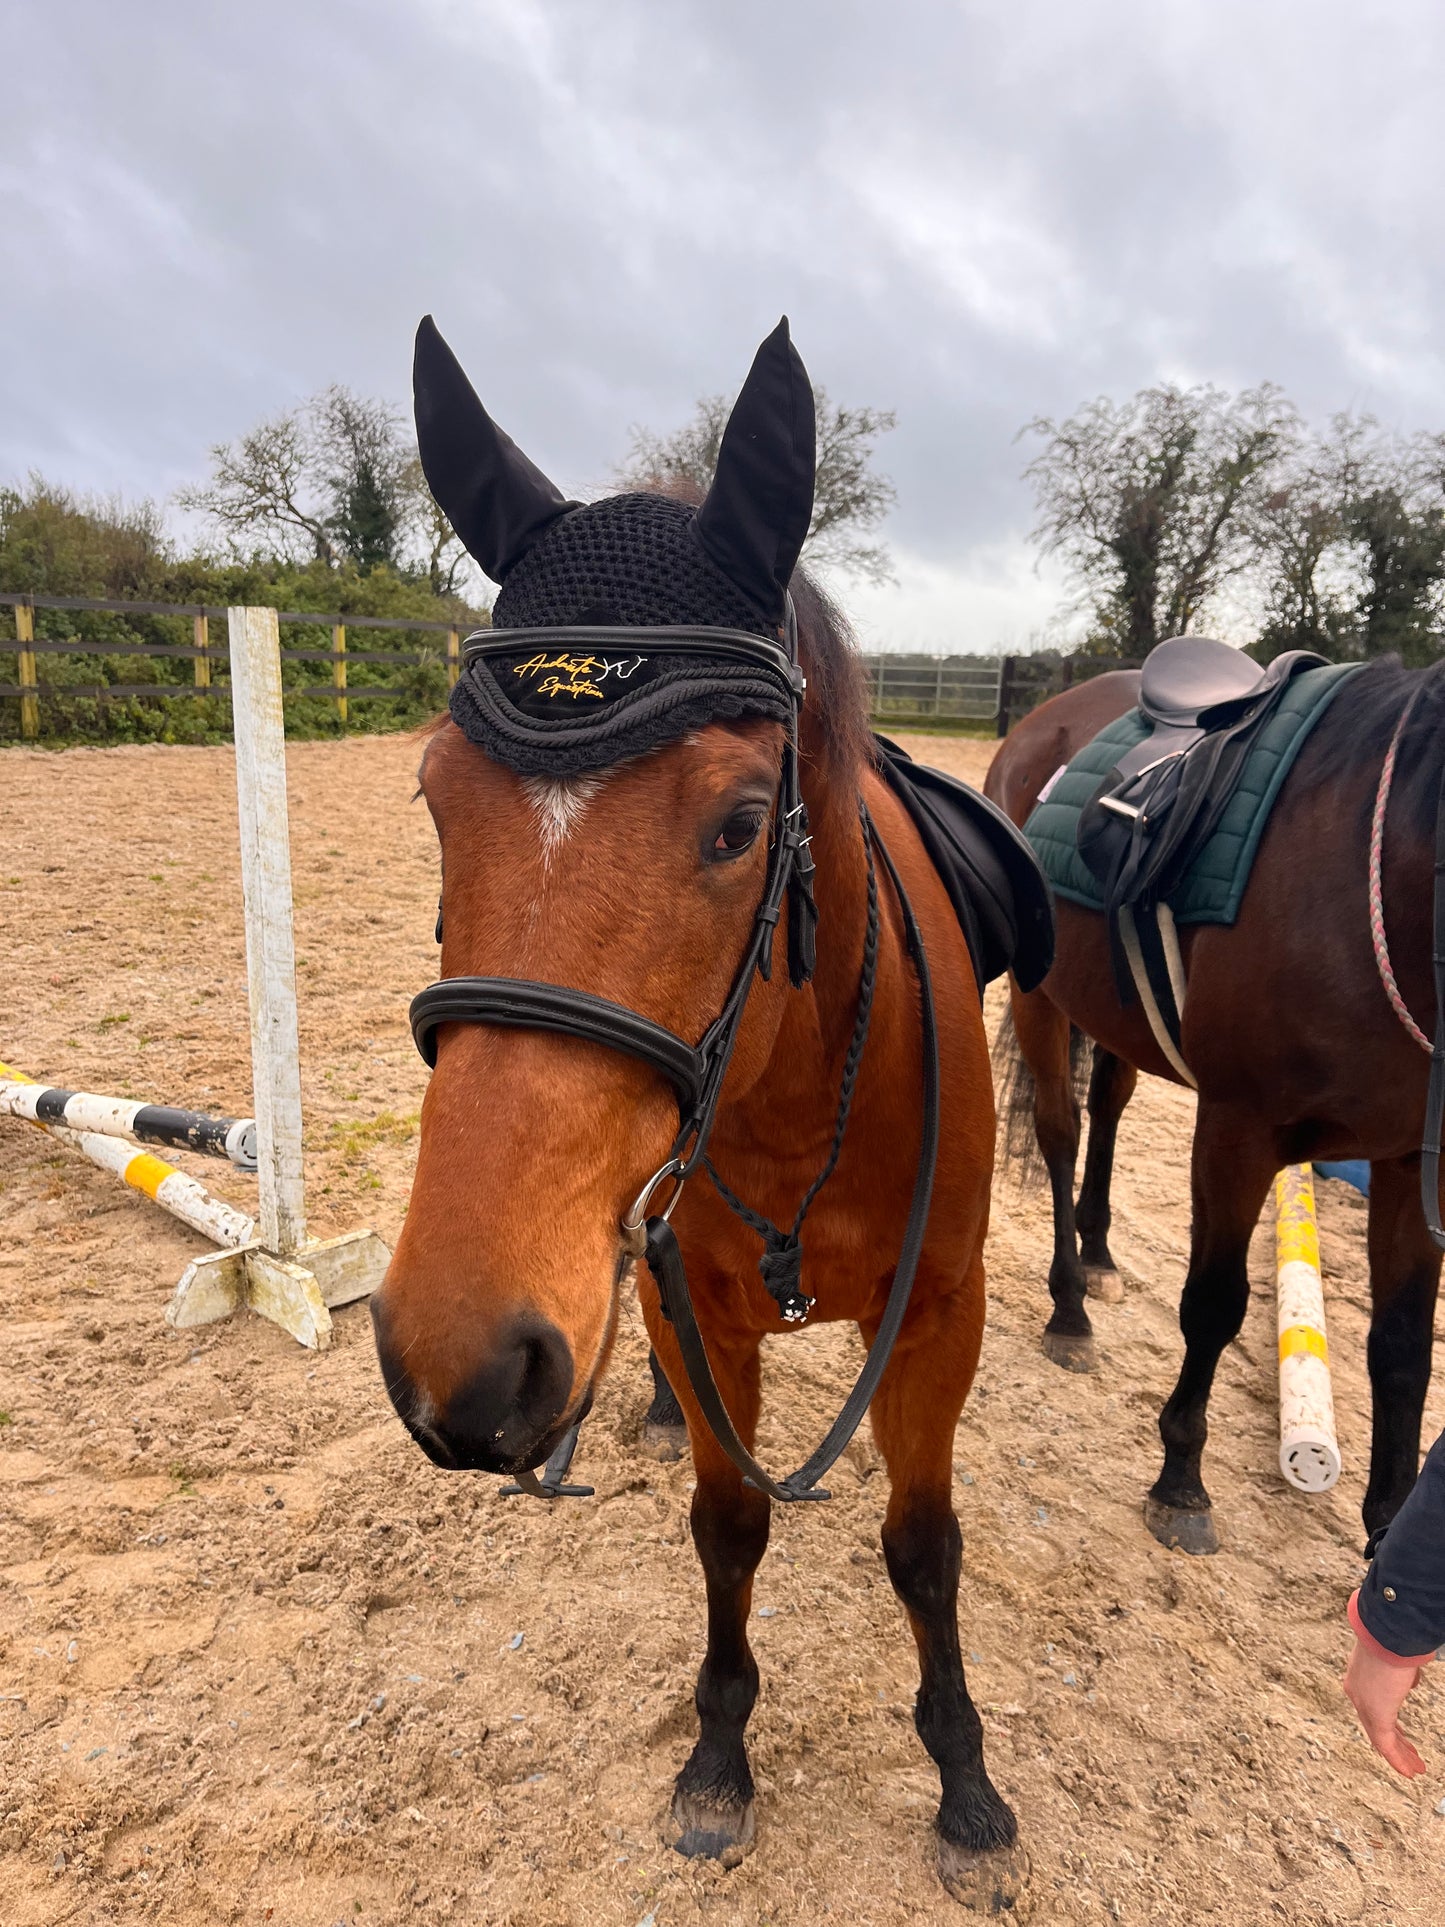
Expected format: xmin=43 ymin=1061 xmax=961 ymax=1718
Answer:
xmin=695 ymin=317 xmax=817 ymax=626
xmin=412 ymin=315 xmax=578 ymax=584
xmin=413 ymin=314 xmax=817 ymax=620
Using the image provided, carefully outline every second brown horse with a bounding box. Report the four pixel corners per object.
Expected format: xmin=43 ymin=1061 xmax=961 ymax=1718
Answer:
xmin=988 ymin=659 xmax=1444 ymax=1556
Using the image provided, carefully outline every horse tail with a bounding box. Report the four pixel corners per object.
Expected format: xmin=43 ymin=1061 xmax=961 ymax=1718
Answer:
xmin=991 ymin=998 xmax=1090 ymax=1188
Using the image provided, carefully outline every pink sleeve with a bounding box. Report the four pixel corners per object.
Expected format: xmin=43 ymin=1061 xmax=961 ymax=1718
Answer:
xmin=1349 ymin=1588 xmax=1436 ymax=1667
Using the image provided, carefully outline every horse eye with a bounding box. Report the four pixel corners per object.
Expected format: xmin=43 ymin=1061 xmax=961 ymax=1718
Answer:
xmin=712 ymin=809 xmax=766 ymax=859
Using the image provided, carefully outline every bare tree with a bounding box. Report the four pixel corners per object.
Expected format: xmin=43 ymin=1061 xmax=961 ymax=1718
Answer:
xmin=177 ymin=408 xmax=337 ymax=565
xmin=1023 ymin=384 xmax=1299 ymax=654
xmin=400 ymin=455 xmax=471 ymax=596
xmin=617 ymin=386 xmax=898 ymax=584
xmin=179 ymin=387 xmax=472 ymax=588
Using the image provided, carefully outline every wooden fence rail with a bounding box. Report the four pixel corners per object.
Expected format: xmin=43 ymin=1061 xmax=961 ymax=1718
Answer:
xmin=2 ymin=591 xmax=1140 ymax=744
xmin=0 ymin=591 xmax=467 ymax=740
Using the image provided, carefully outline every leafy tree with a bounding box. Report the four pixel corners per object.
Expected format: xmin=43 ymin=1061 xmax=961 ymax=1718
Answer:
xmin=1347 ymin=433 xmax=1445 ymax=664
xmin=0 ymin=476 xmax=170 ymax=599
xmin=1023 ymin=384 xmax=1299 ymax=655
xmin=617 ymin=387 xmax=898 ymax=583
xmin=1254 ymin=416 xmax=1445 ymax=663
xmin=314 ymin=387 xmax=409 ymax=571
xmin=1252 ymin=415 xmax=1362 ymax=660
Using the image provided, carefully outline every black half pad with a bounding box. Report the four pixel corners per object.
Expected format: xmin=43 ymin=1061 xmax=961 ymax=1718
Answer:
xmin=874 ymin=736 xmax=1055 ymax=994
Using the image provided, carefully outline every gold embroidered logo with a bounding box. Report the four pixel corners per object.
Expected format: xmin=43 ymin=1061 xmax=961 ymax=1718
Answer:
xmin=512 ymin=653 xmax=647 ymax=702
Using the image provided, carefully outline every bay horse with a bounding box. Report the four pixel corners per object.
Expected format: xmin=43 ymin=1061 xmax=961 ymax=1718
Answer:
xmin=371 ymin=317 xmax=1025 ymax=1909
xmin=987 ymin=657 xmax=1445 ymax=1556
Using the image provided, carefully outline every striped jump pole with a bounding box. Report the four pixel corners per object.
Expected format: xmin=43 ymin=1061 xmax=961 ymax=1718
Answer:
xmin=1274 ymin=1164 xmax=1342 ymax=1493
xmin=0 ymin=1078 xmax=258 ymax=1169
xmin=0 ymin=1063 xmax=255 ymax=1250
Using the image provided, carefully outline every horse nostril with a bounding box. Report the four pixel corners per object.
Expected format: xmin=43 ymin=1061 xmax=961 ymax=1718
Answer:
xmin=438 ymin=1313 xmax=576 ymax=1470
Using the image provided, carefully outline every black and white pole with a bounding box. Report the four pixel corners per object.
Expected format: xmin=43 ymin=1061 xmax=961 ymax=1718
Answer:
xmin=0 ymin=1080 xmax=258 ymax=1168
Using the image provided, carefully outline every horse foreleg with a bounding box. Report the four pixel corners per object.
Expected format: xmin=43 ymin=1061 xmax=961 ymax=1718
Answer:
xmin=1363 ymin=1153 xmax=1442 ymax=1551
xmin=1145 ymin=1104 xmax=1277 ymax=1555
xmin=1011 ymin=984 xmax=1094 ymax=1372
xmin=1076 ymin=1045 xmax=1137 ymax=1302
xmin=644 ymin=1306 xmax=768 ymax=1862
xmin=642 ymin=1344 xmax=687 ymax=1461
xmin=866 ymin=1282 xmax=1024 ymax=1913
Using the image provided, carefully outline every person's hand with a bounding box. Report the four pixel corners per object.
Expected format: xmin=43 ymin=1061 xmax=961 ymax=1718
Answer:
xmin=1343 ymin=1636 xmax=1427 ymax=1777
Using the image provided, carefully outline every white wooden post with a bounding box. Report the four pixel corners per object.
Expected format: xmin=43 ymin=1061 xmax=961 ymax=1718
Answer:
xmin=228 ymin=606 xmax=307 ymax=1255
xmin=163 ymin=606 xmax=391 ymax=1350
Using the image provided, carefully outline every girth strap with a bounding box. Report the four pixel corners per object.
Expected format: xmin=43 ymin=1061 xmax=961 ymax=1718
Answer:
xmin=643 ymin=812 xmax=941 ymax=1503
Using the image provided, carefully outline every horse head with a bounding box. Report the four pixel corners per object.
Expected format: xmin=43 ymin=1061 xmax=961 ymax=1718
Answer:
xmin=372 ymin=317 xmax=820 ymax=1476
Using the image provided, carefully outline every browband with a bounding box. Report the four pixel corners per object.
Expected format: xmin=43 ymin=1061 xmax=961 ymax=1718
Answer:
xmin=464 ymin=624 xmax=805 ymax=697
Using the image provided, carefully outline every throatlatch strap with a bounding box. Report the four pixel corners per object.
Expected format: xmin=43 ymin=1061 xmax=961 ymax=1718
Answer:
xmin=645 ymin=809 xmax=941 ymax=1503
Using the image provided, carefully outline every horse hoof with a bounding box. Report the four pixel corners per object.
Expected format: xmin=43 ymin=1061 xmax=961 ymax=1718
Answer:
xmin=643 ymin=1421 xmax=688 ymax=1463
xmin=1084 ymin=1265 xmax=1124 ymax=1304
xmin=1040 ymin=1330 xmax=1097 ymax=1374
xmin=1143 ymin=1496 xmax=1219 ymax=1555
xmin=938 ymin=1839 xmax=1031 ymax=1915
xmin=669 ymin=1789 xmax=755 ymax=1866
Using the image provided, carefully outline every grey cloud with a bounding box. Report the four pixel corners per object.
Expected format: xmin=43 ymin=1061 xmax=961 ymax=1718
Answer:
xmin=3 ymin=0 xmax=1442 ymax=643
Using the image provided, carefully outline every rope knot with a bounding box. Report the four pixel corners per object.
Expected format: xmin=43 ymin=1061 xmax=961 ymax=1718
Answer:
xmin=758 ymin=1231 xmax=814 ymax=1324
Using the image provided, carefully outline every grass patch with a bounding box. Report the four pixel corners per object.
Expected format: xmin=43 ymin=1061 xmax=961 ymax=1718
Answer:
xmin=0 ymin=1410 xmax=13 ymax=1427
xmin=98 ymin=1011 xmax=131 ymax=1028
xmin=326 ymin=1111 xmax=420 ymax=1160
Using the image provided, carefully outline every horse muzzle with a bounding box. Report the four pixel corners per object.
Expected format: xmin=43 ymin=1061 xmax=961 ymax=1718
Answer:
xmin=373 ymin=1301 xmax=584 ymax=1475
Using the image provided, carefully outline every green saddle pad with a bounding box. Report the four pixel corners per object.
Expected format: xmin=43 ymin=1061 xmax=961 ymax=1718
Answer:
xmin=1025 ymin=662 xmax=1363 ymax=925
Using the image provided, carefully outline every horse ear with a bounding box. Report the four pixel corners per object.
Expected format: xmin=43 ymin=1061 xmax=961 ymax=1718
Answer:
xmin=412 ymin=316 xmax=578 ymax=583
xmin=695 ymin=317 xmax=816 ymax=625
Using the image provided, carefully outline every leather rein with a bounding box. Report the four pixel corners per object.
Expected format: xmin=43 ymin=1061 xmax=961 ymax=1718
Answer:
xmin=409 ymin=613 xmax=940 ymax=1503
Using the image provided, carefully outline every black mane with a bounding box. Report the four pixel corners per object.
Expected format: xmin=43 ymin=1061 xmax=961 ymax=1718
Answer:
xmin=789 ymin=566 xmax=872 ymax=783
xmin=1310 ymin=655 xmax=1445 ymax=836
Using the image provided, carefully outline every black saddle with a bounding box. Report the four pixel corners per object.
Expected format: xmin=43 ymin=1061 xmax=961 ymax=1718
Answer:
xmin=1076 ymin=637 xmax=1326 ymax=1075
xmin=874 ymin=735 xmax=1054 ymax=995
xmin=1108 ymin=637 xmax=1323 ymax=788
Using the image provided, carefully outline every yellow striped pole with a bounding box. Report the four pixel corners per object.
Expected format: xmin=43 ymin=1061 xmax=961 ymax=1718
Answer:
xmin=1274 ymin=1164 xmax=1342 ymax=1491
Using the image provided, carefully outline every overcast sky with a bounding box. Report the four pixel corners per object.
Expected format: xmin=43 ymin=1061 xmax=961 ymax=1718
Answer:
xmin=4 ymin=0 xmax=1443 ymax=650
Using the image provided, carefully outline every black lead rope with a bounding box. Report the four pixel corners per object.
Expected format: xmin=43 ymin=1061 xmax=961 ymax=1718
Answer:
xmin=643 ymin=808 xmax=940 ymax=1504
xmin=1421 ymin=760 xmax=1445 ymax=1250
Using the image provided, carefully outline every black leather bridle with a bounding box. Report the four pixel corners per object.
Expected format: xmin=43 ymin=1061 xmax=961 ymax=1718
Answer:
xmin=409 ymin=609 xmax=940 ymax=1504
